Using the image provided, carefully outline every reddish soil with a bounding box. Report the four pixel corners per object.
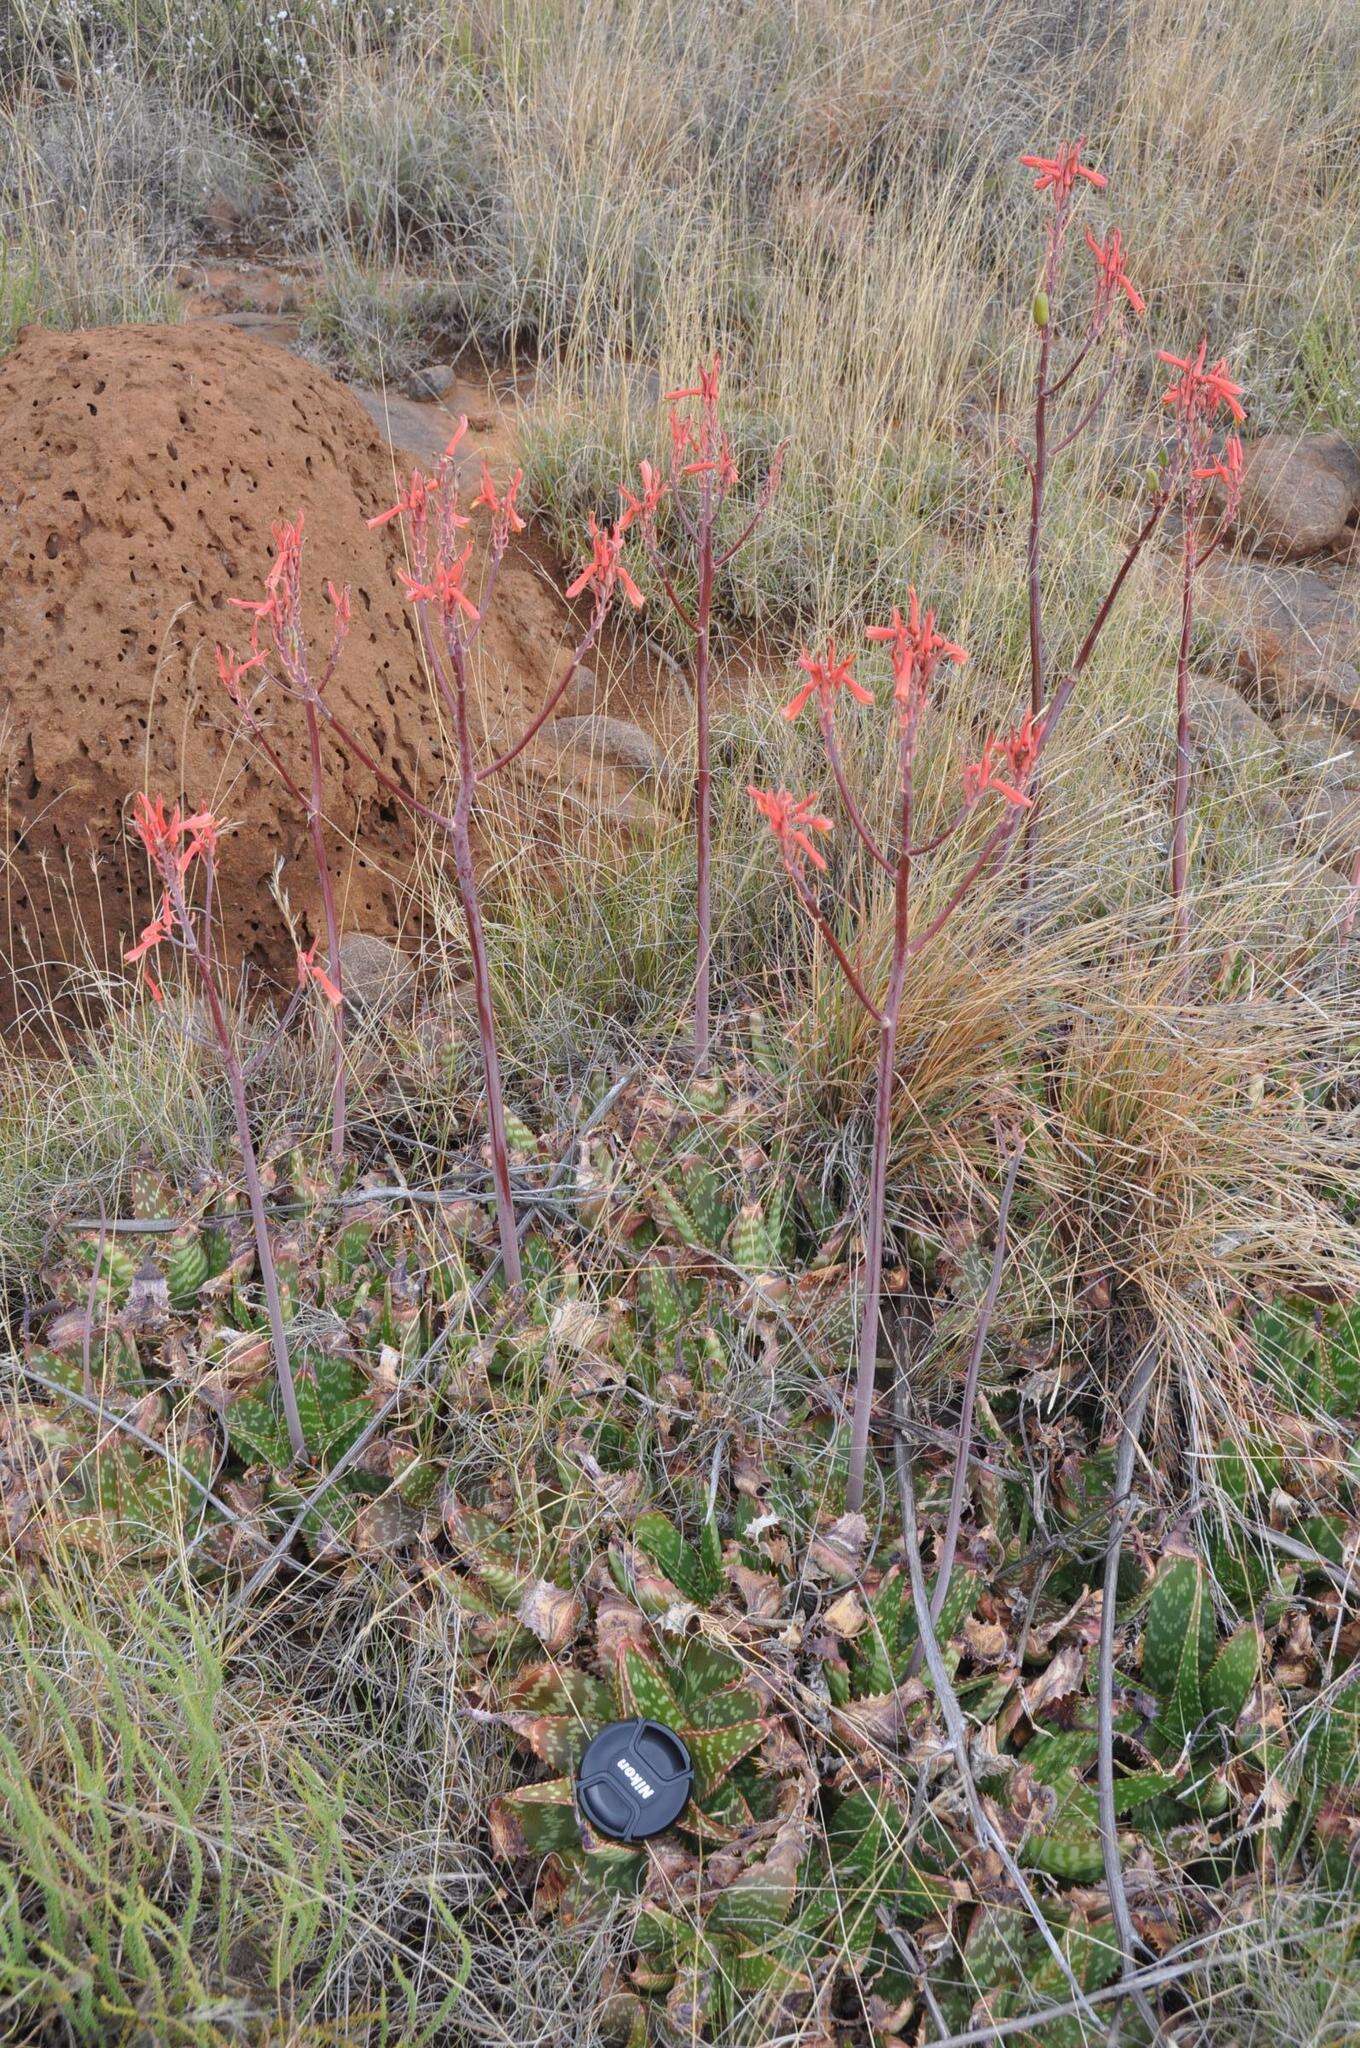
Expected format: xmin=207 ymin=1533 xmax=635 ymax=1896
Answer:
xmin=0 ymin=318 xmax=666 ymax=1034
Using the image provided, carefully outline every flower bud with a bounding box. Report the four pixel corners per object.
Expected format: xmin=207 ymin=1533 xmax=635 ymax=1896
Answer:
xmin=1032 ymin=291 xmax=1050 ymax=329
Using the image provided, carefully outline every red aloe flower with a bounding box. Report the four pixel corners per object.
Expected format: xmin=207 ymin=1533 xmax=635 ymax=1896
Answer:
xmin=1084 ymin=225 xmax=1145 ymax=316
xmin=297 ymin=940 xmax=343 ymax=1005
xmin=1158 ymin=341 xmax=1246 ymax=424
xmin=1019 ymin=138 xmax=1106 ymax=198
xmin=747 ymin=785 xmax=833 ymax=873
xmin=366 ymin=468 xmax=433 ymax=532
xmin=398 ymin=541 xmax=480 ymax=623
xmin=214 ymin=644 xmax=263 ymax=707
xmin=472 ymin=461 xmax=527 ymax=546
xmin=865 ymin=589 xmax=968 ymax=728
xmin=618 ymin=459 xmax=668 ymax=534
xmin=326 ymin=580 xmax=352 ymax=626
xmin=1194 ymin=431 xmax=1244 ymax=499
xmin=962 ymin=710 xmax=1045 ymax=810
xmin=123 ymin=904 xmax=173 ymax=1000
xmin=782 ymin=638 xmax=874 ymax=720
xmin=665 ymin=352 xmax=721 ymax=407
xmin=132 ymin=793 xmax=219 ymax=877
xmin=564 ymin=515 xmax=644 ymax=608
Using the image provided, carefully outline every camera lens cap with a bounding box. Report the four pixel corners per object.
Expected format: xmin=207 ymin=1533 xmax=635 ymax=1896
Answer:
xmin=575 ymin=1718 xmax=693 ymax=1843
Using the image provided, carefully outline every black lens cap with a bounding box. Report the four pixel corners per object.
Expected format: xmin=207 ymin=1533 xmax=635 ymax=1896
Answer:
xmin=575 ymin=1718 xmax=693 ymax=1843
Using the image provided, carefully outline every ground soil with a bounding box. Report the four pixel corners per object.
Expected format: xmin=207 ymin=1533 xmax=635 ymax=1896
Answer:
xmin=0 ymin=312 xmax=673 ymax=1036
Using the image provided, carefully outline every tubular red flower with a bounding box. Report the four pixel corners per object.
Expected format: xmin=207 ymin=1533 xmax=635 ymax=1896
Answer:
xmin=398 ymin=540 xmax=480 ymax=623
xmin=1084 ymin=225 xmax=1144 ymax=316
xmin=747 ymin=785 xmax=833 ymax=872
xmin=472 ymin=461 xmax=527 ymax=545
xmin=297 ymin=940 xmax=343 ymax=1005
xmin=132 ymin=794 xmax=220 ymax=876
xmin=782 ymin=637 xmax=873 ymax=721
xmin=866 ymin=589 xmax=968 ymax=728
xmin=962 ymin=709 xmax=1045 ymax=810
xmin=564 ymin=515 xmax=644 ymax=608
xmin=1019 ymin=138 xmax=1106 ymax=198
xmin=1194 ymin=431 xmax=1244 ymax=494
xmin=214 ymin=644 xmax=263 ymax=707
xmin=618 ymin=459 xmax=668 ymax=535
xmin=664 ymin=353 xmax=721 ymax=407
xmin=1158 ymin=340 xmax=1246 ymax=424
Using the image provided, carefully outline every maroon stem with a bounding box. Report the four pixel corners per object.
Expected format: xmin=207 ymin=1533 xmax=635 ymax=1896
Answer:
xmin=788 ymin=868 xmax=883 ymax=1022
xmin=693 ymin=509 xmax=715 ymax=1071
xmin=820 ymin=706 xmax=893 ymax=873
xmin=846 ymin=735 xmax=913 ymax=1514
xmin=1020 ymin=285 xmax=1055 ymax=917
xmin=1344 ymin=845 xmax=1360 ymax=943
xmin=165 ymin=856 xmax=306 ymax=1461
xmin=304 ymin=702 xmax=346 ymax=1171
xmin=477 ymin=603 xmax=607 ymax=781
xmin=928 ymin=1143 xmax=1022 ymax=1623
xmin=1170 ymin=498 xmax=1196 ymax=991
xmin=446 ymin=634 xmax=523 ymax=1296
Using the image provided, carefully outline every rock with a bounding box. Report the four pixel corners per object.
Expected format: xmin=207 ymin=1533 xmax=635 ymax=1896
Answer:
xmin=1292 ymin=785 xmax=1360 ymax=872
xmin=1187 ymin=673 xmax=1278 ymax=775
xmin=1277 ymin=715 xmax=1360 ymax=786
xmin=401 ymin=363 xmax=451 ymax=403
xmin=1190 ymin=556 xmax=1360 ymax=734
xmin=543 ymin=714 xmax=685 ymax=807
xmin=337 ymin=932 xmax=414 ymax=1014
xmin=1226 ymin=430 xmax=1360 ymax=560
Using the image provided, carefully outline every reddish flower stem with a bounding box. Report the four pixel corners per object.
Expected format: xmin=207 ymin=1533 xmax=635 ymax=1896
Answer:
xmin=846 ymin=736 xmax=913 ymax=1513
xmin=1170 ymin=487 xmax=1197 ymax=991
xmin=693 ymin=514 xmax=715 ymax=1070
xmin=164 ymin=855 xmax=306 ymax=1461
xmin=304 ymin=700 xmax=346 ymax=1170
xmin=819 ymin=707 xmax=893 ymax=874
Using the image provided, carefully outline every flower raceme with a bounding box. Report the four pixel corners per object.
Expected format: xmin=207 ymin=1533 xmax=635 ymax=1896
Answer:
xmin=565 ymin=514 xmax=644 ymax=609
xmin=1158 ymin=341 xmax=1247 ymax=425
xmin=1084 ymin=225 xmax=1145 ymax=317
xmin=618 ymin=460 xmax=668 ymax=537
xmin=747 ymin=786 xmax=833 ymax=874
xmin=962 ymin=709 xmax=1045 ymax=811
xmin=472 ymin=460 xmax=526 ymax=549
xmin=1019 ymin=137 xmax=1106 ymax=199
xmin=864 ymin=590 xmax=968 ymax=730
xmin=398 ymin=544 xmax=480 ymax=623
xmin=782 ymin=639 xmax=873 ymax=721
xmin=125 ymin=795 xmax=223 ymax=999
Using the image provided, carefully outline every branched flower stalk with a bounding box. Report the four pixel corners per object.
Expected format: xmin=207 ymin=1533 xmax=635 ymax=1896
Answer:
xmin=753 ymin=599 xmax=1042 ymax=1514
xmin=305 ymin=422 xmax=635 ymax=1294
xmin=1156 ymin=341 xmax=1246 ymax=987
xmin=124 ymin=796 xmax=312 ymax=1461
xmin=1016 ymin=138 xmax=1145 ymax=902
xmin=217 ymin=512 xmax=350 ymax=1170
xmin=624 ymin=354 xmax=784 ymax=1069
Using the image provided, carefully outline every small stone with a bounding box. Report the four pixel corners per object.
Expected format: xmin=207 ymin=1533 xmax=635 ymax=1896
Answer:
xmin=544 ymin=713 xmax=684 ymax=806
xmin=401 ymin=364 xmax=450 ymax=403
xmin=1187 ymin=672 xmax=1278 ymax=775
xmin=1293 ymin=784 xmax=1360 ymax=871
xmin=1278 ymin=714 xmax=1360 ymax=786
xmin=337 ymin=932 xmax=413 ymax=1014
xmin=1223 ymin=430 xmax=1360 ymax=560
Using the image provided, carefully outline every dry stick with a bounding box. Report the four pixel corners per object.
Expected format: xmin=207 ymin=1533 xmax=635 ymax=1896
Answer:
xmin=164 ymin=855 xmax=307 ymax=1461
xmin=891 ymin=1363 xmax=1101 ymax=2031
xmin=928 ymin=1144 xmax=1023 ymax=1627
xmin=1097 ymin=1337 xmax=1165 ymax=2048
xmin=80 ymin=1202 xmax=107 ymax=1402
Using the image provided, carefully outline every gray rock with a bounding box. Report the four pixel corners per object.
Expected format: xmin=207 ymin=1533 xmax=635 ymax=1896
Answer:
xmin=1278 ymin=714 xmax=1360 ymax=786
xmin=543 ymin=714 xmax=684 ymax=806
xmin=401 ymin=364 xmax=451 ymax=403
xmin=1292 ymin=784 xmax=1360 ymax=872
xmin=337 ymin=932 xmax=413 ymax=1014
xmin=1225 ymin=430 xmax=1360 ymax=561
xmin=1187 ymin=672 xmax=1278 ymax=775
